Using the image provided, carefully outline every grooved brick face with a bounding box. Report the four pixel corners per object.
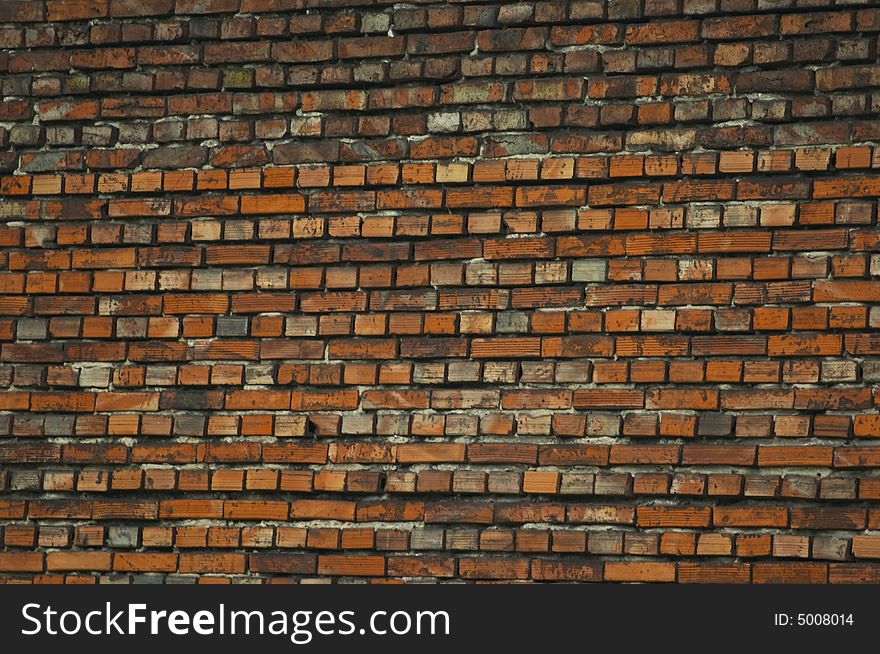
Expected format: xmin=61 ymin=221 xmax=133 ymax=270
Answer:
xmin=0 ymin=0 xmax=879 ymax=586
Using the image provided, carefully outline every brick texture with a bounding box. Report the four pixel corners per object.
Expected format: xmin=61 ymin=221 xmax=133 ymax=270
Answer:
xmin=1 ymin=0 xmax=880 ymax=584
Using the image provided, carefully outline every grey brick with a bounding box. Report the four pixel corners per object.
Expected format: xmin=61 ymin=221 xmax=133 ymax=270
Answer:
xmin=107 ymin=526 xmax=140 ymax=548
xmin=411 ymin=528 xmax=444 ymax=550
xmin=698 ymin=413 xmax=733 ymax=436
xmin=496 ymin=311 xmax=528 ymax=333
xmin=571 ymin=260 xmax=607 ymax=282
xmin=44 ymin=414 xmax=75 ymax=436
xmin=10 ymin=470 xmax=41 ymax=491
xmin=216 ymin=316 xmax=248 ymax=337
xmin=16 ymin=319 xmax=47 ymax=340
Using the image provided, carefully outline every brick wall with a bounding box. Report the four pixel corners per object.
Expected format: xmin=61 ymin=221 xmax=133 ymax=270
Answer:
xmin=1 ymin=0 xmax=879 ymax=584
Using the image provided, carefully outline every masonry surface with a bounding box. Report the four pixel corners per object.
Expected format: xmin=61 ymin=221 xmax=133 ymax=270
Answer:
xmin=1 ymin=0 xmax=880 ymax=584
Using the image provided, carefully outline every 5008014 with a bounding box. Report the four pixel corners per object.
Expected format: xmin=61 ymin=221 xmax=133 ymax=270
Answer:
xmin=774 ymin=613 xmax=854 ymax=627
